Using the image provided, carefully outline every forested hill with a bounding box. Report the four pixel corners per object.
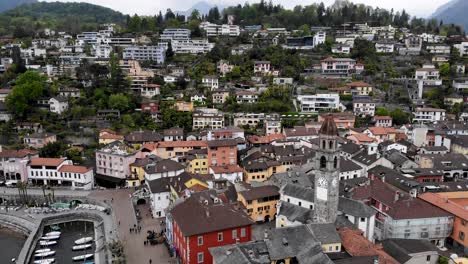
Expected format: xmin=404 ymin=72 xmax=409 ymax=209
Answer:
xmin=0 ymin=2 xmax=127 ymax=37
xmin=0 ymin=0 xmax=37 ymax=13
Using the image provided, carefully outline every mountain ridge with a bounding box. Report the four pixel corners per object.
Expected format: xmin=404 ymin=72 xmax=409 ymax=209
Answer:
xmin=0 ymin=0 xmax=37 ymax=13
xmin=430 ymin=0 xmax=468 ymax=30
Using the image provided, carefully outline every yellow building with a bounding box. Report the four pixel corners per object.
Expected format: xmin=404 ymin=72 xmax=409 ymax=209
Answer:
xmin=128 ymin=155 xmax=161 ymax=186
xmin=238 ymin=185 xmax=280 ymax=222
xmin=243 ymin=161 xmax=287 ymax=183
xmin=175 ymin=101 xmax=194 ymax=112
xmin=153 ymin=141 xmax=207 ymax=160
xmin=98 ymin=129 xmax=124 ymax=145
xmin=186 ymin=150 xmax=209 ymax=174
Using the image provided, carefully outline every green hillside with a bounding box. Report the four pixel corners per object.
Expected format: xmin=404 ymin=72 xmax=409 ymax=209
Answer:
xmin=0 ymin=1 xmax=127 ymax=37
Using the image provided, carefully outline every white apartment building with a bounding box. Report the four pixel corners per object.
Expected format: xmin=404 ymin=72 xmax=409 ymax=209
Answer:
xmin=265 ymin=118 xmax=281 ymax=135
xmin=353 ymin=99 xmax=376 ymax=117
xmin=171 ymin=39 xmax=214 ymax=54
xmin=199 ymin=22 xmax=240 ymax=37
xmin=331 ymin=45 xmax=351 ymax=54
xmin=415 ymin=65 xmax=442 ymax=87
xmin=159 ymin=28 xmax=191 ymax=42
xmin=141 ymin=84 xmax=160 ymax=98
xmin=123 ymin=46 xmax=166 ymax=64
xmin=49 ymin=97 xmax=69 ymax=115
xmin=201 ymin=76 xmax=219 ymax=90
xmin=104 ymin=37 xmax=135 ymax=46
xmin=192 ymin=109 xmax=225 ymax=130
xmin=426 ymin=44 xmax=451 ymax=55
xmin=236 ymin=91 xmax=259 ymax=104
xmin=455 ymin=42 xmax=468 ymax=57
xmin=375 ymin=42 xmax=395 ymax=53
xmin=28 ymin=158 xmax=94 ymax=190
xmin=313 ymin=31 xmax=326 ymax=46
xmin=94 ymin=44 xmax=112 ymax=58
xmin=297 ymin=93 xmax=341 ymax=113
xmin=453 ymin=78 xmax=468 ymax=92
xmin=413 ymin=107 xmax=446 ymax=124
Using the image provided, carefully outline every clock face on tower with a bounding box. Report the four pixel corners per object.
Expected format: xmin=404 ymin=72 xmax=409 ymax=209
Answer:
xmin=332 ymin=178 xmax=338 ymax=187
xmin=317 ymin=177 xmax=328 ymax=188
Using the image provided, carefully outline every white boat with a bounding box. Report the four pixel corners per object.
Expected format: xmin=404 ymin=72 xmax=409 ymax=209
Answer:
xmin=39 ymin=241 xmax=57 ymax=246
xmin=33 ymin=258 xmax=55 ymax=264
xmin=40 ymin=235 xmax=60 ymax=240
xmin=45 ymin=231 xmax=61 ymax=236
xmin=74 ymin=237 xmax=93 ymax=245
xmin=35 ymin=248 xmax=51 ymax=254
xmin=72 ymin=243 xmax=92 ymax=251
xmin=72 ymin=253 xmax=94 ymax=261
xmin=34 ymin=250 xmax=55 ymax=258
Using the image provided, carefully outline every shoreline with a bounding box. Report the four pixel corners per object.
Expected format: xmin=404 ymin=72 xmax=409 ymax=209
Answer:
xmin=0 ymin=226 xmax=28 ymax=240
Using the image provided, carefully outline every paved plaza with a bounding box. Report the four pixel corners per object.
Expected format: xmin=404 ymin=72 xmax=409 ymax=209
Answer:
xmin=90 ymin=189 xmax=175 ymax=264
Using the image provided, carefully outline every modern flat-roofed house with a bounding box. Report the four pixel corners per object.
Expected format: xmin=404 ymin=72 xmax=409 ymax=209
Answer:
xmin=412 ymin=107 xmax=446 ymax=123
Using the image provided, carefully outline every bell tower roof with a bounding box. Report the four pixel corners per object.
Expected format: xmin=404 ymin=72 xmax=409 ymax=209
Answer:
xmin=319 ymin=114 xmax=338 ymax=136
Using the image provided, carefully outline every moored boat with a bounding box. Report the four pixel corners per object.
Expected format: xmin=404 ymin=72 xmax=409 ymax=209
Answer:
xmin=72 ymin=243 xmax=92 ymax=251
xmin=33 ymin=258 xmax=55 ymax=264
xmin=35 ymin=248 xmax=51 ymax=254
xmin=40 ymin=235 xmax=60 ymax=240
xmin=39 ymin=241 xmax=57 ymax=246
xmin=34 ymin=250 xmax=55 ymax=258
xmin=45 ymin=231 xmax=61 ymax=237
xmin=74 ymin=237 xmax=93 ymax=245
xmin=72 ymin=253 xmax=94 ymax=261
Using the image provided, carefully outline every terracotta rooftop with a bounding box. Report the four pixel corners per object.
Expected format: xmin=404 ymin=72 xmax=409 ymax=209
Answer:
xmin=58 ymin=165 xmax=92 ymax=174
xmin=0 ymin=149 xmax=37 ymax=158
xmin=348 ymin=133 xmax=375 ymax=143
xmin=339 ymin=227 xmax=399 ymax=264
xmin=30 ymin=158 xmax=65 ymax=167
xmin=348 ymin=81 xmax=372 ymax=87
xmin=210 ymin=164 xmax=244 ymax=174
xmin=419 ymin=192 xmax=468 ymax=220
xmin=367 ymin=127 xmax=398 ymax=135
xmin=247 ymin=134 xmax=286 ymax=144
xmin=157 ymin=140 xmax=207 ymax=148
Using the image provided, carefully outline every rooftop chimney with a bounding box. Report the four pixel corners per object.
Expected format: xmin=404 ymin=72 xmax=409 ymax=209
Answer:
xmin=394 ymin=191 xmax=400 ymax=203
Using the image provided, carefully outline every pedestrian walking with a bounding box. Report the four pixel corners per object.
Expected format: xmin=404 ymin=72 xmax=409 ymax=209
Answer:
xmin=118 ymin=221 xmax=120 ymax=226
xmin=149 ymin=259 xmax=152 ymax=264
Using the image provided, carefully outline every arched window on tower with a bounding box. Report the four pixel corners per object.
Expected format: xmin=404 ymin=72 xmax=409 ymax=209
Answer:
xmin=334 ymin=156 xmax=338 ymax=169
xmin=329 ymin=140 xmax=333 ymax=149
xmin=320 ymin=156 xmax=327 ymax=169
xmin=322 ymin=140 xmax=326 ymax=149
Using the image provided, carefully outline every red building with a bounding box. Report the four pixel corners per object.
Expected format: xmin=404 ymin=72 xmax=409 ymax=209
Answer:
xmin=171 ymin=194 xmax=253 ymax=264
xmin=141 ymin=101 xmax=159 ymax=113
xmin=207 ymin=139 xmax=238 ymax=167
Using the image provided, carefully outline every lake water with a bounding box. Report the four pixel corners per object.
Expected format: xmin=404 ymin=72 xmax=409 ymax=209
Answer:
xmin=31 ymin=221 xmax=95 ymax=264
xmin=0 ymin=228 xmax=27 ymax=263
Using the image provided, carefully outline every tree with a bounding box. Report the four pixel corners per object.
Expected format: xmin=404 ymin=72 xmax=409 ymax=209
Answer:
xmin=40 ymin=142 xmax=67 ymax=158
xmin=190 ymin=9 xmax=201 ymax=20
xmin=6 ymin=70 xmax=47 ymax=118
xmin=439 ymin=63 xmax=450 ymax=78
xmin=109 ymin=51 xmax=129 ymax=93
xmin=390 ymin=109 xmax=410 ymax=125
xmin=66 ymin=148 xmax=83 ymax=164
xmin=375 ymin=107 xmax=389 ymax=116
xmin=108 ymin=94 xmax=130 ymax=112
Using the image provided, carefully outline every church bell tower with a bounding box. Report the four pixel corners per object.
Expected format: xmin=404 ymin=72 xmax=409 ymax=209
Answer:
xmin=313 ymin=115 xmax=340 ymax=223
